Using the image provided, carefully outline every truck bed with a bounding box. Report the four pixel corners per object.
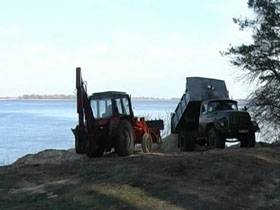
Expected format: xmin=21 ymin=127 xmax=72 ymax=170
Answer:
xmin=171 ymin=77 xmax=229 ymax=133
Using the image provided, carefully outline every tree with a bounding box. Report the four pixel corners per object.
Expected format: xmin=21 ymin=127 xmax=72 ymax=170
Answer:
xmin=222 ymin=0 xmax=280 ymax=141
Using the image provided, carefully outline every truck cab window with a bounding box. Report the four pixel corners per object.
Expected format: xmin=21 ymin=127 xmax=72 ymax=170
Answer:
xmin=208 ymin=102 xmax=218 ymax=112
xmin=208 ymin=101 xmax=238 ymax=112
xmin=201 ymin=104 xmax=207 ymax=114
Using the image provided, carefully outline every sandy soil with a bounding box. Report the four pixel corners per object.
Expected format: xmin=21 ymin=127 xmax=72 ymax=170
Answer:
xmin=0 ymin=137 xmax=280 ymax=210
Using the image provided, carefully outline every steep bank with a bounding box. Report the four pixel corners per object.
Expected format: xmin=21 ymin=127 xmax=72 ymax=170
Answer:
xmin=0 ymin=142 xmax=280 ymax=210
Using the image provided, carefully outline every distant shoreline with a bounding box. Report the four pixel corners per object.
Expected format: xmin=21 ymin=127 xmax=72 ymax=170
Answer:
xmin=0 ymin=95 xmax=180 ymax=102
xmin=0 ymin=98 xmax=75 ymax=101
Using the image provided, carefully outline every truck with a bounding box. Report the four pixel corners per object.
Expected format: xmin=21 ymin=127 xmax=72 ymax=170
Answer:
xmin=171 ymin=77 xmax=259 ymax=151
xmin=72 ymin=67 xmax=164 ymax=157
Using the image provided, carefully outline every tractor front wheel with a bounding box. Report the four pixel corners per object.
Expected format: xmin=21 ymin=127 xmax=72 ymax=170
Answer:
xmin=115 ymin=120 xmax=135 ymax=156
xmin=142 ymin=133 xmax=153 ymax=153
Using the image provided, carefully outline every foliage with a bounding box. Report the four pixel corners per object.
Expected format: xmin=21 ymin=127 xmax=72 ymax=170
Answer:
xmin=222 ymin=0 xmax=280 ymax=141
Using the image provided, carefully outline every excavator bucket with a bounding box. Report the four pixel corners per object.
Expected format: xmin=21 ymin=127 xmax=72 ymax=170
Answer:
xmin=146 ymin=120 xmax=164 ymax=130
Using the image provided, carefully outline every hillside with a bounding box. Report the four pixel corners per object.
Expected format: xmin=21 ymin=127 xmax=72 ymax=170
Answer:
xmin=0 ymin=140 xmax=279 ymax=210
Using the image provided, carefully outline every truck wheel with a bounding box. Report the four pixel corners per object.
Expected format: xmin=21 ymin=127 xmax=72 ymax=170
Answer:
xmin=115 ymin=120 xmax=135 ymax=156
xmin=178 ymin=133 xmax=185 ymax=151
xmin=142 ymin=133 xmax=153 ymax=153
xmin=185 ymin=132 xmax=195 ymax=151
xmin=248 ymin=133 xmax=256 ymax=147
xmin=208 ymin=127 xmax=225 ymax=149
xmin=240 ymin=133 xmax=255 ymax=147
xmin=178 ymin=132 xmax=195 ymax=151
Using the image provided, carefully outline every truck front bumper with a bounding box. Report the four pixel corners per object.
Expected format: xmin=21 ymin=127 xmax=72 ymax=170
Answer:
xmin=217 ymin=125 xmax=258 ymax=138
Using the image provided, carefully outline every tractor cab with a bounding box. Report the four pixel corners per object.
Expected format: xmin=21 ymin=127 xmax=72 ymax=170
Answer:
xmin=89 ymin=91 xmax=134 ymax=121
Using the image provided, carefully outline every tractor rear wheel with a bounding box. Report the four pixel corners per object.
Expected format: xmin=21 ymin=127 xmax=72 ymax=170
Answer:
xmin=115 ymin=119 xmax=134 ymax=156
xmin=142 ymin=133 xmax=153 ymax=153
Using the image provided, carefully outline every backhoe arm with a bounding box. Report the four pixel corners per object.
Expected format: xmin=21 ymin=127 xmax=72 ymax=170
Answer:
xmin=76 ymin=67 xmax=96 ymax=133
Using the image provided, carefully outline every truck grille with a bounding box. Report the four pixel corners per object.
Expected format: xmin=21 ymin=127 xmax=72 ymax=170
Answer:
xmin=230 ymin=115 xmax=250 ymax=126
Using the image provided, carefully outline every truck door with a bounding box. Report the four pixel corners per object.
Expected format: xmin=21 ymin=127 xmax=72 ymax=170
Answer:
xmin=198 ymin=102 xmax=208 ymax=138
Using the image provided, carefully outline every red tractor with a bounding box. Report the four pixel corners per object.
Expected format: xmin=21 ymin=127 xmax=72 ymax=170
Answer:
xmin=72 ymin=67 xmax=164 ymax=157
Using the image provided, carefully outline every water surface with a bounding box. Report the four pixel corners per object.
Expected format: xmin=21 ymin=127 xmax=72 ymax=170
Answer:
xmin=0 ymin=99 xmax=177 ymax=165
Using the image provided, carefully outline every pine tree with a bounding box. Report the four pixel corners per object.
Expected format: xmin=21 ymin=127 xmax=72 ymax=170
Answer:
xmin=222 ymin=0 xmax=280 ymax=141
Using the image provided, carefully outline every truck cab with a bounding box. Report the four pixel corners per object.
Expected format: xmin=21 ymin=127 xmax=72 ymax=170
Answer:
xmin=198 ymin=99 xmax=258 ymax=148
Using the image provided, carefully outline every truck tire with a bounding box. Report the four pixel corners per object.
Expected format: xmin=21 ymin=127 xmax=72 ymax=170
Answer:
xmin=240 ymin=133 xmax=256 ymax=147
xmin=247 ymin=133 xmax=256 ymax=147
xmin=186 ymin=132 xmax=196 ymax=151
xmin=178 ymin=133 xmax=186 ymax=151
xmin=115 ymin=119 xmax=135 ymax=156
xmin=141 ymin=133 xmax=153 ymax=153
xmin=178 ymin=132 xmax=195 ymax=151
xmin=208 ymin=127 xmax=225 ymax=149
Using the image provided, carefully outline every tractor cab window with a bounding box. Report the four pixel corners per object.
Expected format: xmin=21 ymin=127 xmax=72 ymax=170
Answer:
xmin=122 ymin=98 xmax=131 ymax=115
xmin=115 ymin=97 xmax=131 ymax=116
xmin=116 ymin=98 xmax=123 ymax=114
xmin=90 ymin=98 xmax=112 ymax=119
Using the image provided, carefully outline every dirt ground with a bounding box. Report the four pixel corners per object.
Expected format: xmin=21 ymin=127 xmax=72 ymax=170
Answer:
xmin=0 ymin=137 xmax=280 ymax=210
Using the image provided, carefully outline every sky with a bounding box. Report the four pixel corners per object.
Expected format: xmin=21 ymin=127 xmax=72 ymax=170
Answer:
xmin=0 ymin=0 xmax=254 ymax=99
